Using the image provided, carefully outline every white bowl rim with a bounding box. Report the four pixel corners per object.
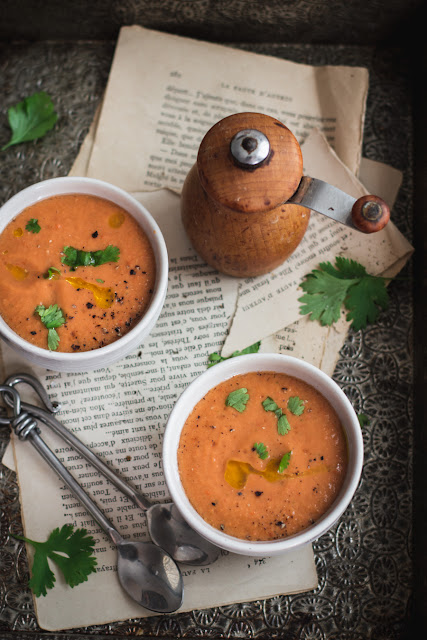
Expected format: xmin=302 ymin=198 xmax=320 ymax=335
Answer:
xmin=163 ymin=353 xmax=364 ymax=556
xmin=0 ymin=176 xmax=168 ymax=365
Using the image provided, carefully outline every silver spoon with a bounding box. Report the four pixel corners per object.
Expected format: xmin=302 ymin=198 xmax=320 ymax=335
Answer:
xmin=3 ymin=373 xmax=220 ymax=566
xmin=0 ymin=384 xmax=183 ymax=613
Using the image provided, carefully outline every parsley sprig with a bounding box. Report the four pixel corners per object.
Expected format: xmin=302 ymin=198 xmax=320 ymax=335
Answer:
xmin=287 ymin=396 xmax=305 ymax=416
xmin=61 ymin=245 xmax=120 ymax=269
xmin=278 ymin=451 xmax=292 ymax=473
xmin=25 ymin=218 xmax=41 ymax=234
xmin=34 ymin=303 xmax=66 ymax=350
xmin=299 ymin=257 xmax=389 ymax=331
xmin=253 ymin=442 xmax=268 ymax=460
xmin=13 ymin=524 xmax=97 ymax=597
xmin=2 ymin=91 xmax=58 ymax=151
xmin=208 ymin=341 xmax=261 ymax=367
xmin=226 ymin=388 xmax=249 ymax=413
xmin=262 ymin=397 xmax=291 ymax=435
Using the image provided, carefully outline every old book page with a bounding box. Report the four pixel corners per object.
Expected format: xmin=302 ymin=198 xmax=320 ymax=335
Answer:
xmin=0 ymin=25 xmax=412 ymax=631
xmin=87 ymin=25 xmax=368 ymax=189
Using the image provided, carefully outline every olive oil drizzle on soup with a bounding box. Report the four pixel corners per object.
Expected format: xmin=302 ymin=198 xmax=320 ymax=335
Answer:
xmin=0 ymin=194 xmax=156 ymax=352
xmin=178 ymin=371 xmax=348 ymax=541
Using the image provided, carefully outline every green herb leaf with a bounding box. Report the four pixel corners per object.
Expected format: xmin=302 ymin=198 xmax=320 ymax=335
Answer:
xmin=61 ymin=245 xmax=120 ymax=269
xmin=207 ymin=341 xmax=261 ymax=367
xmin=287 ymin=396 xmax=305 ymax=416
xmin=13 ymin=524 xmax=97 ymax=597
xmin=25 ymin=218 xmax=41 ymax=234
xmin=277 ymin=413 xmax=291 ymax=435
xmin=96 ymin=278 xmax=104 ymax=283
xmin=34 ymin=304 xmax=66 ymax=351
xmin=262 ymin=396 xmax=291 ymax=435
xmin=278 ymin=451 xmax=292 ymax=473
xmin=225 ymin=387 xmax=249 ymax=412
xmin=357 ymin=413 xmax=370 ymax=428
xmin=2 ymin=91 xmax=58 ymax=151
xmin=44 ymin=266 xmax=61 ymax=280
xmin=299 ymin=257 xmax=389 ymax=330
xmin=253 ymin=442 xmax=268 ymax=460
xmin=262 ymin=397 xmax=279 ymax=412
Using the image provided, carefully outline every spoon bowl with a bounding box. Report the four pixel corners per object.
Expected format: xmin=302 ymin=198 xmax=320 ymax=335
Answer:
xmin=117 ymin=538 xmax=183 ymax=613
xmin=146 ymin=502 xmax=220 ymax=565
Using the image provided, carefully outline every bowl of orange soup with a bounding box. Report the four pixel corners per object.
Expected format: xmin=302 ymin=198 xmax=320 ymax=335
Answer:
xmin=0 ymin=177 xmax=168 ymax=371
xmin=163 ymin=353 xmax=363 ymax=557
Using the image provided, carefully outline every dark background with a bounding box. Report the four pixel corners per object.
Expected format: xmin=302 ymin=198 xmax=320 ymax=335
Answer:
xmin=0 ymin=1 xmax=425 ymax=638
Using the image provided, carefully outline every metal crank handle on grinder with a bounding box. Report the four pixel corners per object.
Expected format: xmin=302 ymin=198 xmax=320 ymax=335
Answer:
xmin=288 ymin=176 xmax=390 ymax=233
xmin=10 ymin=400 xmax=153 ymax=512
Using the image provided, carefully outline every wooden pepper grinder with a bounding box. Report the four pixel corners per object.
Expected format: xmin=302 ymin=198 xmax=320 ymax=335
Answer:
xmin=181 ymin=112 xmax=390 ymax=277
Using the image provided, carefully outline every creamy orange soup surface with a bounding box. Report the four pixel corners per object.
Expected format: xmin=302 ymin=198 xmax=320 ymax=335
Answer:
xmin=0 ymin=194 xmax=156 ymax=352
xmin=178 ymin=371 xmax=348 ymax=541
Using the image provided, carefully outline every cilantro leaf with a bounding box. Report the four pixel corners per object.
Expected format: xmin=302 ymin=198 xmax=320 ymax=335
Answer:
xmin=25 ymin=218 xmax=41 ymax=234
xmin=47 ymin=328 xmax=60 ymax=351
xmin=262 ymin=397 xmax=279 ymax=412
xmin=2 ymin=91 xmax=58 ymax=151
xmin=357 ymin=413 xmax=370 ymax=428
xmin=207 ymin=341 xmax=261 ymax=367
xmin=299 ymin=257 xmax=389 ymax=330
xmin=13 ymin=524 xmax=97 ymax=597
xmin=277 ymin=413 xmax=291 ymax=435
xmin=345 ymin=275 xmax=389 ymax=331
xmin=287 ymin=396 xmax=305 ymax=416
xmin=253 ymin=442 xmax=269 ymax=460
xmin=262 ymin=396 xmax=291 ymax=435
xmin=34 ymin=304 xmax=66 ymax=351
xmin=226 ymin=388 xmax=249 ymax=412
xmin=62 ymin=245 xmax=120 ymax=269
xmin=278 ymin=451 xmax=292 ymax=473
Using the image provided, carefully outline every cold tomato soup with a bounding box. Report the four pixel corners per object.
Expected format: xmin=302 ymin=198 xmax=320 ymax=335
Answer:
xmin=178 ymin=371 xmax=348 ymax=541
xmin=0 ymin=194 xmax=156 ymax=352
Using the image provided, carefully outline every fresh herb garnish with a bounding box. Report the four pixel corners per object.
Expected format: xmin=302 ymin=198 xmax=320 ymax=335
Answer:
xmin=13 ymin=524 xmax=97 ymax=597
xmin=225 ymin=388 xmax=249 ymax=413
xmin=287 ymin=396 xmax=305 ymax=416
xmin=44 ymin=266 xmax=61 ymax=280
xmin=253 ymin=442 xmax=269 ymax=460
xmin=299 ymin=257 xmax=389 ymax=331
xmin=278 ymin=451 xmax=292 ymax=473
xmin=61 ymin=245 xmax=120 ymax=269
xmin=25 ymin=218 xmax=41 ymax=234
xmin=34 ymin=303 xmax=66 ymax=350
xmin=96 ymin=278 xmax=104 ymax=283
xmin=208 ymin=341 xmax=261 ymax=367
xmin=2 ymin=91 xmax=58 ymax=151
xmin=357 ymin=413 xmax=370 ymax=427
xmin=262 ymin=396 xmax=291 ymax=435
xmin=277 ymin=413 xmax=291 ymax=435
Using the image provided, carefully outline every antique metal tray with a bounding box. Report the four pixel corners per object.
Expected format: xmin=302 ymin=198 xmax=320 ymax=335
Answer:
xmin=0 ymin=36 xmax=421 ymax=639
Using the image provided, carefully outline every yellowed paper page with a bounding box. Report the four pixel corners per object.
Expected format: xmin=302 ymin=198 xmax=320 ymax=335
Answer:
xmin=87 ymin=25 xmax=368 ymax=191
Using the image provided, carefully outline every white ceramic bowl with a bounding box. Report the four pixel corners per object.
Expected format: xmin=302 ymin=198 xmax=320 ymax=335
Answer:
xmin=163 ymin=353 xmax=363 ymax=557
xmin=0 ymin=177 xmax=168 ymax=372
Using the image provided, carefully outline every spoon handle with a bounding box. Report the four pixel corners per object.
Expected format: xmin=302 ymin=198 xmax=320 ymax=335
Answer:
xmin=20 ymin=401 xmax=153 ymax=511
xmin=25 ymin=423 xmax=121 ymax=545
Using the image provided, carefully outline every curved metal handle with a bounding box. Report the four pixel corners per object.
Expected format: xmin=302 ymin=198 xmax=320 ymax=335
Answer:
xmin=2 ymin=374 xmax=153 ymax=511
xmin=288 ymin=176 xmax=390 ymax=233
xmin=24 ymin=426 xmax=121 ymax=544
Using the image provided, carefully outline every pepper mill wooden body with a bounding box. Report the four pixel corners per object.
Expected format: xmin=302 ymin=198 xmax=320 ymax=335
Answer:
xmin=181 ymin=112 xmax=309 ymax=277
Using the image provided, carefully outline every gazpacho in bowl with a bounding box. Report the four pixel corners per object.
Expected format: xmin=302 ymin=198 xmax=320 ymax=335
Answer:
xmin=163 ymin=354 xmax=363 ymax=557
xmin=0 ymin=177 xmax=168 ymax=371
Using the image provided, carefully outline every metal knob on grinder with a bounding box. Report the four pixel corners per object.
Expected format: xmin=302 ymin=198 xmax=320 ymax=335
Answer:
xmin=181 ymin=112 xmax=389 ymax=278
